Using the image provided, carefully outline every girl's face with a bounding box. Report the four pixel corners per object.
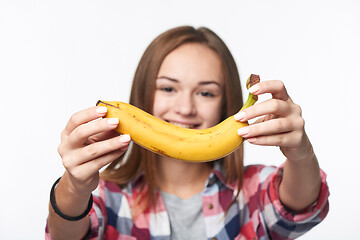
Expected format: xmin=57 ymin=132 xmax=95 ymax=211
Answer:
xmin=153 ymin=43 xmax=224 ymax=129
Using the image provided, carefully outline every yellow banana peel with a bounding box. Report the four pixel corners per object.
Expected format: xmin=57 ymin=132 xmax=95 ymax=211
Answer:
xmin=97 ymin=74 xmax=260 ymax=162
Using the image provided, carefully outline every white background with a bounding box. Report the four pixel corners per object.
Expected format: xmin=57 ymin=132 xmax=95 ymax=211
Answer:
xmin=0 ymin=0 xmax=359 ymax=239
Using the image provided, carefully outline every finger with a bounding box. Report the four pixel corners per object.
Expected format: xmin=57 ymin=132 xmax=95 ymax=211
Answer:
xmin=66 ymin=147 xmax=127 ymax=182
xmin=237 ymin=118 xmax=294 ymax=138
xmin=86 ymin=129 xmax=120 ymax=145
xmin=86 ymin=147 xmax=128 ymax=174
xmin=62 ymin=134 xmax=131 ymax=168
xmin=79 ymin=134 xmax=131 ymax=164
xmin=68 ymin=117 xmax=119 ymax=147
xmin=234 ymin=98 xmax=290 ymax=122
xmin=246 ymin=131 xmax=303 ymax=147
xmin=64 ymin=106 xmax=108 ymax=135
xmin=249 ymin=80 xmax=291 ymax=101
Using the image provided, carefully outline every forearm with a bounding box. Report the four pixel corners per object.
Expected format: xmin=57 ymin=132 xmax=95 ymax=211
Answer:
xmin=47 ymin=172 xmax=91 ymax=240
xmin=279 ymin=149 xmax=321 ymax=212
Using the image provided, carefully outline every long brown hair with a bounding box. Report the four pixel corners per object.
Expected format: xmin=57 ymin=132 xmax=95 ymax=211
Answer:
xmin=100 ymin=26 xmax=244 ymax=216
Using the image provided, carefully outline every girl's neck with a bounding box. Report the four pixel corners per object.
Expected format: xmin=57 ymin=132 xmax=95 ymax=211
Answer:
xmin=156 ymin=157 xmax=213 ymax=199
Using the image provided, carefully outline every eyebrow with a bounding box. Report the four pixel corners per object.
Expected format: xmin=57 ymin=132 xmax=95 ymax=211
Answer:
xmin=156 ymin=76 xmax=222 ymax=87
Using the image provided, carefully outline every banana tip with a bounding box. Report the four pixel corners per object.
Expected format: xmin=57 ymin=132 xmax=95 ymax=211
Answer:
xmin=246 ymin=74 xmax=260 ymax=89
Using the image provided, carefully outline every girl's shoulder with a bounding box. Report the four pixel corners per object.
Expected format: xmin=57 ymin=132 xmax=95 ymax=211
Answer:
xmin=243 ymin=164 xmax=279 ymax=181
xmin=95 ymin=176 xmax=143 ymax=199
xmin=241 ymin=164 xmax=281 ymax=192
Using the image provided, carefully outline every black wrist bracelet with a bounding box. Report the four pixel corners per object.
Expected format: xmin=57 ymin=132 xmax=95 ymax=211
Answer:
xmin=50 ymin=177 xmax=93 ymax=221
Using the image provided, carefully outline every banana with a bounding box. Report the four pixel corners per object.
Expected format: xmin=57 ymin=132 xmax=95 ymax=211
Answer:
xmin=97 ymin=74 xmax=260 ymax=162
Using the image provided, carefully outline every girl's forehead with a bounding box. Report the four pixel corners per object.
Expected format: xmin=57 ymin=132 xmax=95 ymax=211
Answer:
xmin=157 ymin=43 xmax=223 ymax=85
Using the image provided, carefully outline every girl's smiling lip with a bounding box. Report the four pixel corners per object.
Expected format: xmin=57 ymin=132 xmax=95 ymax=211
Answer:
xmin=165 ymin=120 xmax=201 ymax=129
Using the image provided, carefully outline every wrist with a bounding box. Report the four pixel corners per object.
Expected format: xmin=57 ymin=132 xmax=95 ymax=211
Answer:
xmin=283 ymin=132 xmax=316 ymax=163
xmin=52 ymin=173 xmax=94 ymax=218
xmin=63 ymin=171 xmax=98 ymax=197
xmin=51 ymin=177 xmax=93 ymax=221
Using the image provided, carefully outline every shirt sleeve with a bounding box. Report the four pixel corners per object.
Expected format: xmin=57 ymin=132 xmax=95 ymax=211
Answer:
xmin=44 ymin=194 xmax=106 ymax=240
xmin=261 ymin=165 xmax=330 ymax=239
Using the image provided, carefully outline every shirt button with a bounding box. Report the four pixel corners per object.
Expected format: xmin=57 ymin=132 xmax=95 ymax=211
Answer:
xmin=208 ymin=178 xmax=214 ymax=185
xmin=208 ymin=203 xmax=214 ymax=209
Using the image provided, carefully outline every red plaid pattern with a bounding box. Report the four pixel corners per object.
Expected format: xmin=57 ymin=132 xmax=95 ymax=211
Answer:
xmin=46 ymin=163 xmax=329 ymax=239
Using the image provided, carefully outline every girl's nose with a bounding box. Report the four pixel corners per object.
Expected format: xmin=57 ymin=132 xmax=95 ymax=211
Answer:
xmin=174 ymin=93 xmax=196 ymax=116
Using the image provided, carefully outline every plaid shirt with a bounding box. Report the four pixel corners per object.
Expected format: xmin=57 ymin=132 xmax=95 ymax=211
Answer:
xmin=46 ymin=164 xmax=329 ymax=239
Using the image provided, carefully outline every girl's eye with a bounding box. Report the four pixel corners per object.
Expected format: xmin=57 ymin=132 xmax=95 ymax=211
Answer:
xmin=199 ymin=91 xmax=215 ymax=97
xmin=161 ymin=87 xmax=174 ymax=92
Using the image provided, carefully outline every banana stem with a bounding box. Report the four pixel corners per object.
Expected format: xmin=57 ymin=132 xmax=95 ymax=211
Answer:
xmin=240 ymin=93 xmax=258 ymax=111
xmin=240 ymin=74 xmax=260 ymax=111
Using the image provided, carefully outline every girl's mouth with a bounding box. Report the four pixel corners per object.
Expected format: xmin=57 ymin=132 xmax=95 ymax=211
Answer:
xmin=167 ymin=121 xmax=200 ymax=129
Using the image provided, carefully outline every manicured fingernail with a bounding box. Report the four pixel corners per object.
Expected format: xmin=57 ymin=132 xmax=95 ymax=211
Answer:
xmin=107 ymin=118 xmax=119 ymax=125
xmin=119 ymin=134 xmax=131 ymax=143
xmin=248 ymin=84 xmax=260 ymax=94
xmin=247 ymin=137 xmax=257 ymax=143
xmin=237 ymin=127 xmax=249 ymax=136
xmin=96 ymin=106 xmax=108 ymax=114
xmin=234 ymin=111 xmax=246 ymax=121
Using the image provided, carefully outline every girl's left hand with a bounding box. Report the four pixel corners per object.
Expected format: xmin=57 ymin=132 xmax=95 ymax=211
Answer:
xmin=234 ymin=80 xmax=314 ymax=162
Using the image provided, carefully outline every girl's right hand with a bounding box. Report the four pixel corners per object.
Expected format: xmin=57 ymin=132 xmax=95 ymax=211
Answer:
xmin=58 ymin=106 xmax=131 ymax=195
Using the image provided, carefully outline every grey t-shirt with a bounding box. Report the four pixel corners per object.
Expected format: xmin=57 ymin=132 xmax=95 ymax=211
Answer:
xmin=160 ymin=191 xmax=207 ymax=240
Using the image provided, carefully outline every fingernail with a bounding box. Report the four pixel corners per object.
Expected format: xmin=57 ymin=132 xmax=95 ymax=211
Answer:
xmin=247 ymin=137 xmax=257 ymax=143
xmin=119 ymin=134 xmax=131 ymax=143
xmin=107 ymin=118 xmax=119 ymax=125
xmin=237 ymin=127 xmax=249 ymax=136
xmin=234 ymin=111 xmax=246 ymax=121
xmin=96 ymin=106 xmax=108 ymax=114
xmin=248 ymin=84 xmax=260 ymax=94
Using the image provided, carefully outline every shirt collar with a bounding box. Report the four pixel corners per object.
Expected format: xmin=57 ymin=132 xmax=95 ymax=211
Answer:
xmin=208 ymin=161 xmax=237 ymax=191
xmin=128 ymin=161 xmax=237 ymax=192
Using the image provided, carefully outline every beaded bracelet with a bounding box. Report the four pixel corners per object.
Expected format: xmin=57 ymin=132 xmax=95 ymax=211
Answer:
xmin=50 ymin=177 xmax=93 ymax=221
